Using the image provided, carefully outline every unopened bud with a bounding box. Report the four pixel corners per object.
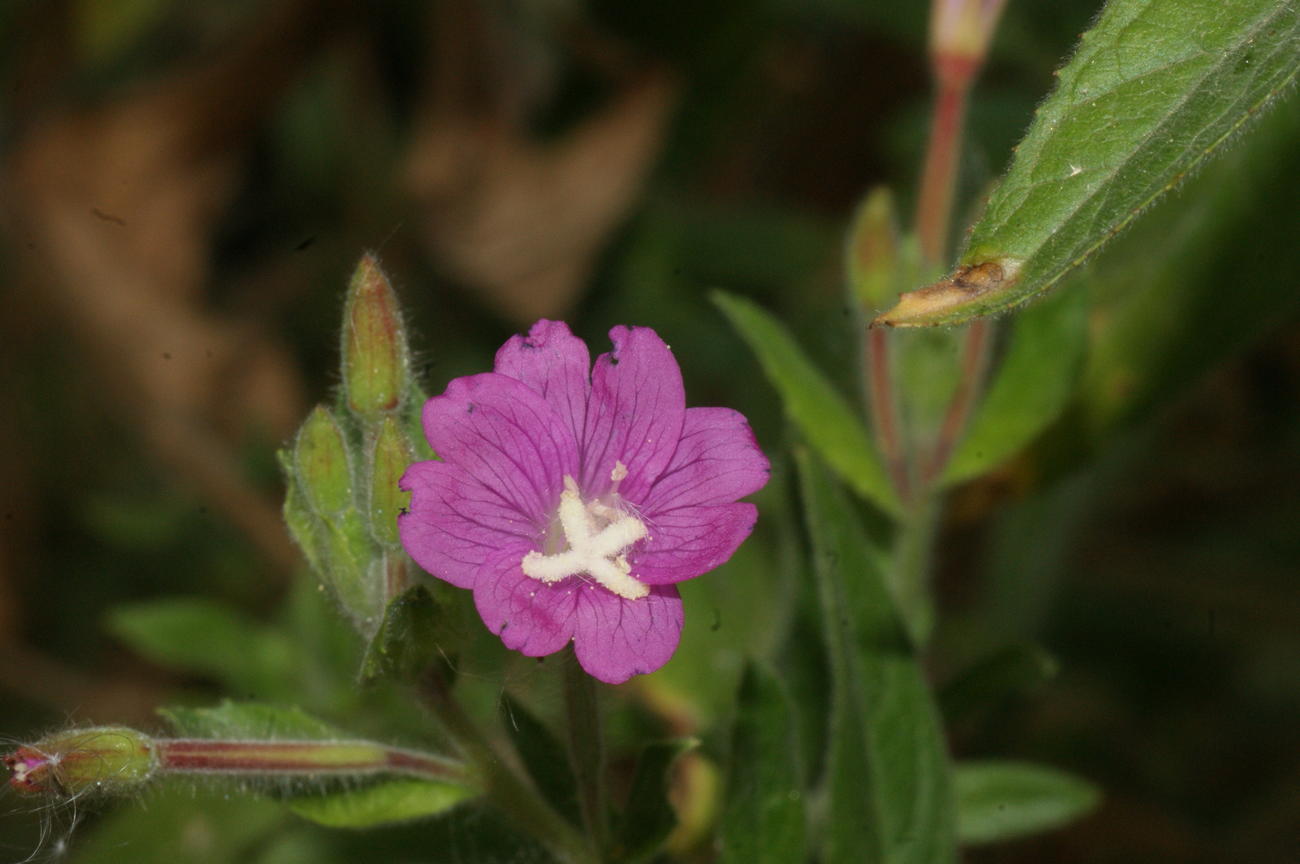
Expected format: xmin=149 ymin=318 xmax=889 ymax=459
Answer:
xmin=5 ymin=727 xmax=156 ymax=796
xmin=343 ymin=254 xmax=410 ymax=420
xmin=929 ymin=0 xmax=1008 ymax=84
xmin=295 ymin=406 xmax=354 ymax=516
xmin=369 ymin=416 xmax=414 ymax=547
xmin=846 ymin=188 xmax=900 ymax=309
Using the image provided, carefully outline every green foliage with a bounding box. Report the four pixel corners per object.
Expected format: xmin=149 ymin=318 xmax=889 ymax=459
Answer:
xmin=286 ymin=778 xmax=476 ymax=829
xmin=107 ymin=598 xmax=297 ymax=695
xmin=881 ymin=0 xmax=1300 ymax=325
xmin=613 ymin=738 xmax=699 ymax=862
xmin=158 ymin=702 xmax=476 ymax=829
xmin=955 ymin=761 xmax=1101 ymax=845
xmin=500 ymin=696 xmax=582 ymax=828
xmin=797 ymin=450 xmax=956 ymax=864
xmin=944 ymin=286 xmax=1088 ymax=484
xmin=359 ymin=584 xmax=442 ymax=685
xmin=159 ymin=701 xmax=342 ymax=739
xmin=714 ymin=291 xmax=902 ymax=516
xmin=1079 ymin=98 xmax=1300 ymax=437
xmin=719 ymin=663 xmax=807 ymax=864
xmin=71 ymin=791 xmax=287 ymax=864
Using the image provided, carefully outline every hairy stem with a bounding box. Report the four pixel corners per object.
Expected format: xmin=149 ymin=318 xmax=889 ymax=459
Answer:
xmin=915 ymin=56 xmax=975 ymax=266
xmin=4 ymin=725 xmax=466 ymax=797
xmin=419 ymin=666 xmax=597 ymax=864
xmin=866 ymin=327 xmax=912 ymax=504
xmin=923 ymin=316 xmax=993 ymax=486
xmin=563 ymin=645 xmax=610 ymax=856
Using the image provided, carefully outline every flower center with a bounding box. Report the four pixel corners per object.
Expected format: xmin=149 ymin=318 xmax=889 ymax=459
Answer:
xmin=520 ymin=464 xmax=649 ymax=600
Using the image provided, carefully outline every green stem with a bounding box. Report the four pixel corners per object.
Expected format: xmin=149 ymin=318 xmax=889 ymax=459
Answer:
xmin=419 ymin=667 xmax=596 ymax=864
xmin=562 ymin=645 xmax=610 ymax=857
xmin=889 ymin=497 xmax=941 ymax=647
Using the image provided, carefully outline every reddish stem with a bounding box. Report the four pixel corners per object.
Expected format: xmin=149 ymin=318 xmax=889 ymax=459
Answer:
xmin=924 ymin=317 xmax=992 ymax=486
xmin=867 ymin=327 xmax=911 ymax=503
xmin=915 ymin=56 xmax=977 ymax=265
xmin=155 ymin=738 xmax=464 ymax=781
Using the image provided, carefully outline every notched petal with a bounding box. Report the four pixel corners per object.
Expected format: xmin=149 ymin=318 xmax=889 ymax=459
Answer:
xmin=582 ymin=326 xmax=685 ymax=501
xmin=493 ymin=319 xmax=592 ymax=446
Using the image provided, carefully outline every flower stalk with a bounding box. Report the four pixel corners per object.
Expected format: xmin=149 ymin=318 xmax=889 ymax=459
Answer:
xmin=418 ymin=666 xmax=599 ymax=864
xmin=911 ymin=0 xmax=1007 ymax=491
xmin=563 ymin=645 xmax=610 ymax=856
xmin=4 ymin=726 xmax=467 ymax=798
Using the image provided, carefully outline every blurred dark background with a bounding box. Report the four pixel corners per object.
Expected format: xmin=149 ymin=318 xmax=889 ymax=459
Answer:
xmin=1 ymin=1 xmax=1297 ymax=862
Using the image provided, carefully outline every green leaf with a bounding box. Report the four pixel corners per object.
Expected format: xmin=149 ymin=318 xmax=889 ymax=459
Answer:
xmin=159 ymin=700 xmax=342 ymax=739
xmin=796 ymin=449 xmax=956 ymax=864
xmin=106 ymin=598 xmax=295 ymax=695
xmin=71 ymin=789 xmax=286 ymax=864
xmin=955 ymin=761 xmax=1101 ymax=845
xmin=943 ymin=286 xmax=1088 ymax=485
xmin=714 ymin=292 xmax=902 ymax=516
xmin=878 ymin=0 xmax=1300 ymax=325
xmin=500 ymin=696 xmax=582 ymax=828
xmin=360 ymin=583 xmax=441 ymax=684
xmin=719 ymin=663 xmax=807 ymax=864
xmin=1079 ymin=99 xmax=1300 ymax=437
xmin=614 ymin=738 xmax=699 ymax=862
xmin=287 ymin=777 xmax=475 ymax=828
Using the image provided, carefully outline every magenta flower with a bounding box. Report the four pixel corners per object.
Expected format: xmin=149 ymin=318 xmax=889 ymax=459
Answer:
xmin=399 ymin=321 xmax=769 ymax=684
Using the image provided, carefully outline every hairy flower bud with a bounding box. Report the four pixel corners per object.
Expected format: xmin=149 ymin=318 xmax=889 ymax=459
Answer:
xmin=295 ymin=405 xmax=354 ymax=516
xmin=343 ymin=254 xmax=410 ymax=421
xmin=369 ymin=416 xmax=414 ymax=548
xmin=5 ymin=727 xmax=156 ymax=796
xmin=929 ymin=0 xmax=1008 ymax=85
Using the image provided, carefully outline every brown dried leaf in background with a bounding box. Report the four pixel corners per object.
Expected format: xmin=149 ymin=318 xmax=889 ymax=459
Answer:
xmin=4 ymin=1 xmax=342 ymax=576
xmin=404 ymin=0 xmax=676 ymax=324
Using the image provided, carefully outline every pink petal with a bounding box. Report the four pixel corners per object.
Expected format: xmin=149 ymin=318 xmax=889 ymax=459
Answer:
xmin=572 ymin=585 xmax=683 ymax=684
xmin=473 ymin=549 xmax=578 ymax=658
xmin=493 ymin=320 xmax=592 ymax=449
xmin=399 ymin=461 xmax=536 ymax=589
xmin=639 ymin=407 xmax=770 ymax=513
xmin=581 ymin=326 xmax=685 ymax=501
xmin=421 ymin=372 xmax=579 ymax=526
xmin=632 ymin=502 xmax=758 ymax=585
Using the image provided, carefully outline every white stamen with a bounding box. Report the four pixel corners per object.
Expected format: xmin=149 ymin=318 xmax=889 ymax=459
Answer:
xmin=520 ymin=474 xmax=650 ymax=600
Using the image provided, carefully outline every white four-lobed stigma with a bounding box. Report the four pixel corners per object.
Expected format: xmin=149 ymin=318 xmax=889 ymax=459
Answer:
xmin=521 ymin=469 xmax=649 ymax=600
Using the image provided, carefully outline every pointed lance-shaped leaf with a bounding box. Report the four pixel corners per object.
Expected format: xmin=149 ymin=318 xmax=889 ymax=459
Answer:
xmin=877 ymin=0 xmax=1300 ymax=326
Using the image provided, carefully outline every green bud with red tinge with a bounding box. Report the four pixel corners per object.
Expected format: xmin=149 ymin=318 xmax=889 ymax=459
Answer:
xmin=5 ymin=727 xmax=156 ymax=796
xmin=369 ymin=416 xmax=414 ymax=548
xmin=295 ymin=405 xmax=354 ymax=516
xmin=343 ymin=255 xmax=411 ymax=421
xmin=846 ymin=187 xmax=901 ymax=310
